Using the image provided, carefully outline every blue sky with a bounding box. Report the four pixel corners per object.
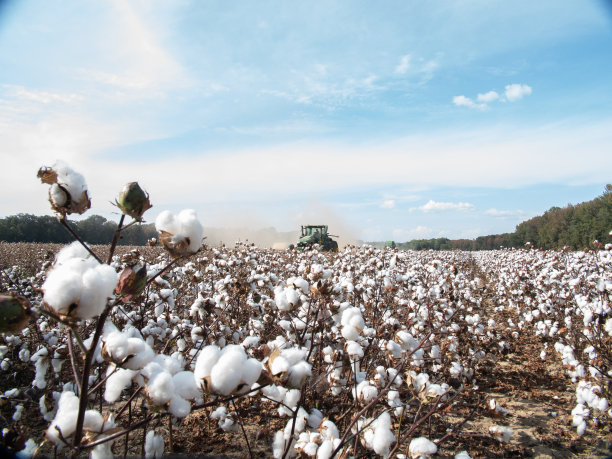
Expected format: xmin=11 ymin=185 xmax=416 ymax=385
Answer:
xmin=1 ymin=0 xmax=611 ymax=242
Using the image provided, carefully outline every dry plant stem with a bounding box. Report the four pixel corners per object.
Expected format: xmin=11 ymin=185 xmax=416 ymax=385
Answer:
xmin=107 ymin=214 xmax=125 ymax=264
xmin=72 ymin=302 xmax=116 ymax=450
xmin=116 ymin=386 xmax=143 ymax=420
xmin=232 ymin=399 xmax=254 ymax=459
xmin=58 ymin=217 xmax=103 ymax=264
xmin=67 ymin=329 xmax=82 ymax=394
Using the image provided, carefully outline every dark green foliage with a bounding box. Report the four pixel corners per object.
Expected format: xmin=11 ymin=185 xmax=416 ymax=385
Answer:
xmin=0 ymin=214 xmax=157 ymax=245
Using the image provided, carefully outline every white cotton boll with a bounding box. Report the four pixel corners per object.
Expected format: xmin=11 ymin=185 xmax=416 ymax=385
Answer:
xmin=78 ymin=264 xmax=118 ymax=318
xmin=177 ymin=209 xmax=204 ymax=253
xmin=454 ymin=451 xmax=471 ymax=459
xmin=320 ymin=420 xmax=339 ymax=440
xmin=317 ymin=441 xmax=331 ymax=459
xmin=55 ymin=241 xmax=90 ymax=265
xmin=169 ymin=395 xmax=191 ymax=418
xmin=145 ymin=430 xmax=164 ymax=458
xmin=50 ymin=183 xmax=67 ymax=207
xmin=409 ymin=436 xmax=438 ymax=458
xmin=152 ymin=354 xmax=183 ymax=375
xmin=172 ymin=371 xmax=201 ymax=400
xmin=271 ymin=355 xmax=290 ymax=375
xmin=489 ymin=425 xmax=513 ymax=443
xmin=155 ymin=211 xmax=180 ymax=236
xmin=16 ymin=438 xmax=37 ymax=458
xmin=12 ymin=405 xmax=23 ymax=421
xmin=287 ymin=360 xmax=312 ymax=388
xmin=345 ymin=341 xmax=363 ymax=359
xmin=147 ymin=371 xmax=175 ymax=405
xmin=307 ymin=409 xmax=324 ymax=429
xmin=194 ymin=345 xmax=221 ymax=381
xmin=210 ymin=346 xmax=247 ymax=395
xmin=372 ymin=412 xmax=395 ymax=456
xmin=42 ymin=268 xmax=82 ymax=315
xmin=284 ymin=389 xmax=301 ymax=409
xmin=241 ymin=358 xmax=262 ymax=387
xmin=272 ymin=430 xmax=286 ymax=459
xmin=104 ymin=367 xmax=136 ymax=402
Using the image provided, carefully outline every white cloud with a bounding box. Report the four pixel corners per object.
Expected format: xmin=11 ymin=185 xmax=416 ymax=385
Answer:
xmin=419 ymin=200 xmax=475 ymax=212
xmin=477 ymin=91 xmax=499 ymax=102
xmin=455 ymin=84 xmax=531 ymax=109
xmin=453 ymin=95 xmax=485 ymax=109
xmin=505 ymin=83 xmax=532 ymax=101
xmin=395 ymin=55 xmax=411 ymax=74
xmin=380 ymin=199 xmax=395 ymax=209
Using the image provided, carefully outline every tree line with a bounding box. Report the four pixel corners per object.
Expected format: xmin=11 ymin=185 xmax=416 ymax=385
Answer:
xmin=371 ymin=185 xmax=612 ymax=251
xmin=0 ymin=214 xmax=157 ymax=245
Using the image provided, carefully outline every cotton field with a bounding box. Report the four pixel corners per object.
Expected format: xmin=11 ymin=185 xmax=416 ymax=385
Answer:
xmin=0 ymin=164 xmax=609 ymax=457
xmin=1 ymin=240 xmax=610 ymax=457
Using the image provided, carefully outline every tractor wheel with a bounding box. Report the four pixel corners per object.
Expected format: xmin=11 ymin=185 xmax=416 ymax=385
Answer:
xmin=331 ymin=241 xmax=338 ymax=252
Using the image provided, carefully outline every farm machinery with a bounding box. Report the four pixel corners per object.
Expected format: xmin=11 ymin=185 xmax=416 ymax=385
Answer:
xmin=295 ymin=225 xmax=339 ymax=252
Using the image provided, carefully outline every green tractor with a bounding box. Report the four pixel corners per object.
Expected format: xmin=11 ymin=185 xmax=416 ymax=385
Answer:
xmin=296 ymin=225 xmax=339 ymax=252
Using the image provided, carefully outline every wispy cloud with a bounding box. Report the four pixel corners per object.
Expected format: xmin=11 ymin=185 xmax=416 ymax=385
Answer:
xmin=418 ymin=200 xmax=475 ymax=212
xmin=454 ymin=83 xmax=532 ymax=109
xmin=395 ymin=55 xmax=411 ymax=74
xmin=380 ymin=199 xmax=395 ymax=209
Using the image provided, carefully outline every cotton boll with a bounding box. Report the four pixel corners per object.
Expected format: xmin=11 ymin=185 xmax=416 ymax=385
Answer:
xmin=173 ymin=371 xmax=201 ymax=400
xmin=169 ymin=394 xmax=191 ymax=418
xmin=77 ymin=264 xmax=118 ymax=318
xmin=319 ymin=420 xmax=339 ymax=440
xmin=194 ymin=345 xmax=221 ymax=382
xmin=144 ymin=430 xmax=164 ymax=458
xmin=210 ymin=346 xmax=247 ymax=395
xmin=372 ymin=412 xmax=395 ymax=456
xmin=147 ymin=371 xmax=175 ymax=406
xmin=272 ymin=430 xmax=286 ymax=459
xmin=489 ymin=425 xmax=513 ymax=443
xmin=177 ymin=209 xmax=204 ymax=253
xmin=155 ymin=211 xmax=180 ymax=237
xmin=409 ymin=437 xmax=438 ymax=458
xmin=454 ymin=450 xmax=472 ymax=459
xmin=241 ymin=358 xmax=262 ymax=388
xmin=105 ymin=367 xmax=137 ymax=402
xmin=287 ymin=360 xmax=312 ymax=388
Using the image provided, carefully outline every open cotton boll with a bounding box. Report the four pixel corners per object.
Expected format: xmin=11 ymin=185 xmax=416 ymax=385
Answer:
xmin=194 ymin=345 xmax=221 ymax=378
xmin=146 ymin=371 xmax=175 ymax=406
xmin=43 ymin=257 xmax=118 ymax=320
xmin=372 ymin=411 xmax=395 ymax=456
xmin=105 ymin=367 xmax=137 ymax=402
xmin=454 ymin=451 xmax=471 ymax=459
xmin=77 ymin=264 xmax=119 ymax=318
xmin=46 ymin=391 xmax=104 ymax=445
xmin=210 ymin=345 xmax=247 ymax=395
xmin=173 ymin=371 xmax=201 ymax=400
xmin=156 ymin=209 xmax=204 ymax=257
xmin=169 ymin=394 xmax=191 ymax=418
xmin=489 ymin=425 xmax=513 ymax=443
xmin=145 ymin=430 xmax=164 ymax=458
xmin=409 ymin=436 xmax=438 ymax=458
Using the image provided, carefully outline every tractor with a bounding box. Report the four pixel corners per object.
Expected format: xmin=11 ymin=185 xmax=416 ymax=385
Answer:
xmin=296 ymin=225 xmax=338 ymax=252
